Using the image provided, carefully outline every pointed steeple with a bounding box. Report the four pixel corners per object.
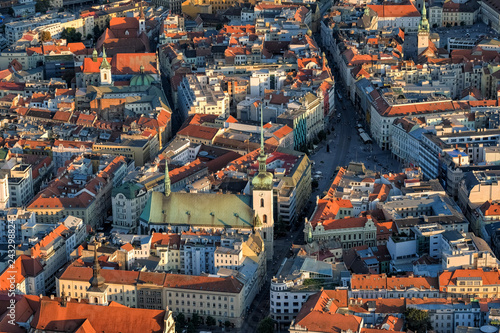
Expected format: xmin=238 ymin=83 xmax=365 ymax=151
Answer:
xmin=100 ymin=46 xmax=111 ymax=70
xmin=258 ymin=103 xmax=266 ymax=173
xmin=164 ymin=159 xmax=171 ymax=197
xmin=88 ymin=242 xmax=105 ymax=290
xmin=60 ymin=287 xmax=67 ymax=307
xmin=419 ymin=2 xmax=429 ymax=33
xmin=251 ymin=104 xmax=273 ymax=190
xmin=139 ymin=1 xmax=145 ymax=19
xmin=138 ymin=2 xmax=146 ymax=34
xmin=92 ymin=48 xmax=98 ymax=62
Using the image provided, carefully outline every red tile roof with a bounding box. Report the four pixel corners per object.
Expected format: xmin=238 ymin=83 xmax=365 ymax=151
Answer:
xmin=163 ymin=274 xmax=243 ymax=293
xmin=121 ymin=243 xmax=134 ymax=252
xmin=273 ymin=125 xmax=293 ymax=139
xmin=0 ymin=294 xmax=37 ymax=333
xmin=138 ymin=271 xmax=166 ymax=286
xmin=314 ymin=216 xmax=369 ymax=231
xmin=0 ymin=255 xmax=43 ymax=291
xmin=348 ymin=298 xmax=405 ymax=314
xmin=112 ymin=53 xmax=158 ymax=75
xmin=439 ymin=269 xmax=500 ymax=292
xmin=30 ymin=224 xmax=69 ymax=258
xmin=311 ymin=198 xmax=353 ymax=223
xmin=53 ymin=111 xmax=73 ymax=122
xmin=293 ymin=290 xmax=359 ymax=333
xmin=53 ymin=140 xmax=93 ymax=149
xmin=480 ymin=200 xmax=500 ymax=216
xmin=177 ymin=124 xmax=219 ymax=141
xmin=368 ymin=3 xmax=420 ymax=17
xmin=81 ymin=57 xmax=112 ymax=73
xmin=150 ymin=233 xmax=181 ymax=249
xmin=169 ymin=159 xmax=206 ymax=183
xmin=30 ymin=296 xmax=165 ymax=332
xmin=76 ymin=113 xmax=96 ymax=126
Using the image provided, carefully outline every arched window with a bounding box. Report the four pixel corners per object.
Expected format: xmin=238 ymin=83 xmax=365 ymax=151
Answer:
xmin=263 ymin=215 xmax=267 ymax=224
xmin=104 ymin=73 xmax=107 ymax=80
xmin=260 ymin=198 xmax=264 ymax=207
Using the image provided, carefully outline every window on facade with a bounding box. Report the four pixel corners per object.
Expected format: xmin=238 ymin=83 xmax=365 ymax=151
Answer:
xmin=260 ymin=198 xmax=264 ymax=207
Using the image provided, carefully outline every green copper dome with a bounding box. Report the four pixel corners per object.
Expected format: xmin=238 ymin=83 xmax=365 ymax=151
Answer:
xmin=130 ymin=65 xmax=155 ymax=86
xmin=252 ymin=153 xmax=273 ymax=190
xmin=252 ymin=169 xmax=273 ymax=190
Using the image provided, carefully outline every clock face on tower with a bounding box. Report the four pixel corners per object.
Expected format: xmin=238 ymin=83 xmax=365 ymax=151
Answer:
xmin=259 ymin=192 xmax=264 ymax=197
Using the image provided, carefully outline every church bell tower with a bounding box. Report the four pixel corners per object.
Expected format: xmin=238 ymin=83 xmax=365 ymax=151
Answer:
xmin=417 ymin=3 xmax=430 ymax=56
xmin=252 ymin=104 xmax=274 ymax=260
xmin=87 ymin=242 xmax=108 ymax=305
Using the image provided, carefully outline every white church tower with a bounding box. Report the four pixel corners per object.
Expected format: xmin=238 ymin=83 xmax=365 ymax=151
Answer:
xmin=252 ymin=104 xmax=274 ymax=260
xmin=99 ymin=47 xmax=112 ymax=86
xmin=139 ymin=3 xmax=146 ymax=35
xmin=417 ymin=3 xmax=430 ymax=56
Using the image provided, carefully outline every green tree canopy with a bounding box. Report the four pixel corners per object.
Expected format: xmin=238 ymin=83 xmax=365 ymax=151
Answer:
xmin=257 ymin=317 xmax=274 ymax=333
xmin=191 ymin=313 xmax=201 ymax=327
xmin=206 ymin=315 xmax=216 ymax=327
xmin=404 ymin=308 xmax=432 ymax=333
xmin=41 ymin=31 xmax=51 ymax=42
xmin=35 ymin=0 xmax=51 ymax=13
xmin=175 ymin=313 xmax=186 ymax=333
xmin=61 ymin=27 xmax=82 ymax=43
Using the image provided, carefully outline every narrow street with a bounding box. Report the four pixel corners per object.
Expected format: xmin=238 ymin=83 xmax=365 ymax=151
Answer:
xmin=221 ymin=37 xmax=403 ymax=333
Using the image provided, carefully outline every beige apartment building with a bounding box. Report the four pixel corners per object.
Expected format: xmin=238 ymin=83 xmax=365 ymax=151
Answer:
xmin=440 ymin=269 xmax=500 ymax=299
xmin=57 ymin=264 xmax=247 ymax=327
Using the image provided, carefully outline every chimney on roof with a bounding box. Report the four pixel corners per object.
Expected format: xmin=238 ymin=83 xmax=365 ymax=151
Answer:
xmin=50 ymin=294 xmax=54 ymax=300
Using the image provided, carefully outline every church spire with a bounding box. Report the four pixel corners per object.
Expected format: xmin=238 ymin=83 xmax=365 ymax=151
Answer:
xmin=258 ymin=103 xmax=266 ymax=173
xmin=89 ymin=241 xmax=105 ymax=290
xmin=251 ymin=103 xmax=273 ymax=190
xmin=139 ymin=1 xmax=145 ymax=19
xmin=165 ymin=159 xmax=171 ymax=197
xmin=419 ymin=2 xmax=429 ymax=33
xmin=100 ymin=46 xmax=111 ymax=70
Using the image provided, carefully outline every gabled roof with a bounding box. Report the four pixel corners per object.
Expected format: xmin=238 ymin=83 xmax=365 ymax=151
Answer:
xmin=293 ymin=290 xmax=360 ymax=333
xmin=30 ymin=296 xmax=165 ymax=332
xmin=368 ymin=3 xmax=420 ymax=17
xmin=177 ymin=124 xmax=219 ymax=141
xmin=439 ymin=268 xmax=500 ymax=291
xmin=0 ymin=255 xmax=43 ymax=291
xmin=480 ymin=200 xmax=500 ymax=216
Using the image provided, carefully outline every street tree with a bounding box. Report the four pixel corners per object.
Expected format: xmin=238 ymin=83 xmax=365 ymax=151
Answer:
xmin=186 ymin=322 xmax=195 ymax=333
xmin=61 ymin=28 xmax=82 ymax=43
xmin=257 ymin=317 xmax=274 ymax=333
xmin=191 ymin=313 xmax=201 ymax=327
xmin=35 ymin=0 xmax=51 ymax=13
xmin=175 ymin=313 xmax=186 ymax=333
xmin=41 ymin=31 xmax=51 ymax=42
xmin=206 ymin=315 xmax=216 ymax=327
xmin=404 ymin=308 xmax=432 ymax=333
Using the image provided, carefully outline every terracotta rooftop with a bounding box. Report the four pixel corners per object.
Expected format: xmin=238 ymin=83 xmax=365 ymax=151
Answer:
xmin=29 ymin=296 xmax=165 ymax=333
xmin=368 ymin=3 xmax=420 ymax=17
xmin=480 ymin=200 xmax=500 ymax=216
xmin=177 ymin=124 xmax=219 ymax=141
xmin=293 ymin=290 xmax=360 ymax=333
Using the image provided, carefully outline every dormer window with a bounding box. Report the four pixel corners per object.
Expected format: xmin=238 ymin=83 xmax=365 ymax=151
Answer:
xmin=125 ymin=30 xmax=130 ymax=36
